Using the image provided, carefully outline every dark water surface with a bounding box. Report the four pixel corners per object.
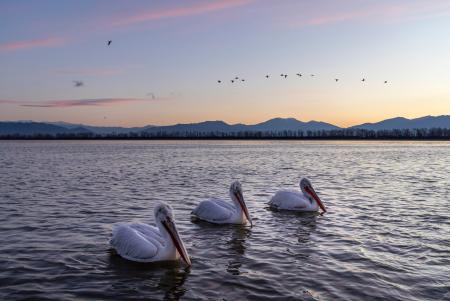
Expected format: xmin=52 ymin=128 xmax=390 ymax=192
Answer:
xmin=0 ymin=140 xmax=449 ymax=301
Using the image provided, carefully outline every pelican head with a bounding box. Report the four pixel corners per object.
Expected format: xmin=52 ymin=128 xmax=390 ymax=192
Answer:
xmin=154 ymin=203 xmax=192 ymax=266
xmin=300 ymin=178 xmax=326 ymax=213
xmin=229 ymin=181 xmax=252 ymax=226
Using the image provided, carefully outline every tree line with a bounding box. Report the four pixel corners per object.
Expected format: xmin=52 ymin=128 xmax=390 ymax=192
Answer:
xmin=1 ymin=128 xmax=449 ymax=140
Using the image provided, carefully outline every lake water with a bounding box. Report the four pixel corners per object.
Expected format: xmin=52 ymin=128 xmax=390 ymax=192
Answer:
xmin=0 ymin=140 xmax=449 ymax=301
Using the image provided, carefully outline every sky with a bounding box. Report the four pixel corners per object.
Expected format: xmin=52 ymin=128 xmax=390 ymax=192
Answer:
xmin=1 ymin=0 xmax=450 ymax=127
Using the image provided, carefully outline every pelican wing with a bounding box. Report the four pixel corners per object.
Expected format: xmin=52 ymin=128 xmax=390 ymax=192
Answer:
xmin=192 ymin=199 xmax=233 ymax=223
xmin=128 ymin=223 xmax=165 ymax=245
xmin=269 ymin=190 xmax=311 ymax=210
xmin=110 ymin=223 xmax=160 ymax=262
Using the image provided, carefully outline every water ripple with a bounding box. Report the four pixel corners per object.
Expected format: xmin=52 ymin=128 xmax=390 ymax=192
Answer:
xmin=0 ymin=140 xmax=449 ymax=300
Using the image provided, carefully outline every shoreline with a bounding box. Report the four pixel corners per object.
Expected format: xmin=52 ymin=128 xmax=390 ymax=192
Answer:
xmin=1 ymin=137 xmax=449 ymax=141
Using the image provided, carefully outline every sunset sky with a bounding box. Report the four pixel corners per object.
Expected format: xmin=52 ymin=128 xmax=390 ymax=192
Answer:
xmin=1 ymin=0 xmax=450 ymax=127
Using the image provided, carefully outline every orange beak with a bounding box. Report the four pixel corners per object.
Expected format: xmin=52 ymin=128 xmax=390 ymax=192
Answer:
xmin=162 ymin=219 xmax=192 ymax=266
xmin=235 ymin=192 xmax=252 ymax=227
xmin=305 ymin=186 xmax=326 ymax=213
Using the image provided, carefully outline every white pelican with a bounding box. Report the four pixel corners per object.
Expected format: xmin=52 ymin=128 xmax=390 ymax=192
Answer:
xmin=269 ymin=178 xmax=326 ymax=213
xmin=110 ymin=203 xmax=191 ymax=266
xmin=192 ymin=181 xmax=252 ymax=226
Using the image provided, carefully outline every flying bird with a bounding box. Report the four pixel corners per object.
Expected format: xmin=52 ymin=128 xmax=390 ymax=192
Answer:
xmin=73 ymin=80 xmax=84 ymax=87
xmin=269 ymin=178 xmax=326 ymax=213
xmin=310 ymin=74 xmax=315 ymax=77
xmin=335 ymin=78 xmax=339 ymax=82
xmin=296 ymin=73 xmax=302 ymax=77
xmin=231 ymin=79 xmax=234 ymax=83
xmin=235 ymin=77 xmax=239 ymax=80
xmin=241 ymin=79 xmax=245 ymax=82
xmin=265 ymin=75 xmax=270 ymax=78
xmin=217 ymin=80 xmax=222 ymax=83
xmin=284 ymin=74 xmax=288 ymax=78
xmin=147 ymin=92 xmax=156 ymax=100
xmin=384 ymin=80 xmax=388 ymax=84
xmin=362 ymin=78 xmax=366 ymax=82
xmin=192 ymin=181 xmax=252 ymax=226
xmin=107 ymin=40 xmax=112 ymax=46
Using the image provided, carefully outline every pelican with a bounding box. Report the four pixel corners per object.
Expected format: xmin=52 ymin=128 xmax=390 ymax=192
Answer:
xmin=110 ymin=203 xmax=191 ymax=266
xmin=192 ymin=181 xmax=252 ymax=226
xmin=269 ymin=178 xmax=326 ymax=213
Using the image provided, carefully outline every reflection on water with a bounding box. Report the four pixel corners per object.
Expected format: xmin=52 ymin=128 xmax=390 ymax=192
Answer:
xmin=226 ymin=227 xmax=250 ymax=275
xmin=269 ymin=210 xmax=318 ymax=261
xmin=107 ymin=250 xmax=190 ymax=301
xmin=0 ymin=140 xmax=449 ymax=300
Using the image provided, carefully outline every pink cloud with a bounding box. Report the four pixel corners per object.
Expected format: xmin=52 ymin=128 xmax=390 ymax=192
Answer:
xmin=0 ymin=37 xmax=66 ymax=52
xmin=55 ymin=68 xmax=121 ymax=76
xmin=20 ymin=98 xmax=161 ymax=108
xmin=0 ymin=99 xmax=18 ymax=104
xmin=290 ymin=1 xmax=450 ymax=27
xmin=110 ymin=0 xmax=254 ymax=27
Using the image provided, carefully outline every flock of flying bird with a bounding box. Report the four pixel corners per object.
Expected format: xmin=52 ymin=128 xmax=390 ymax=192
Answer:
xmin=73 ymin=40 xmax=389 ymax=88
xmin=110 ymin=178 xmax=325 ymax=267
xmin=218 ymin=74 xmax=389 ymax=84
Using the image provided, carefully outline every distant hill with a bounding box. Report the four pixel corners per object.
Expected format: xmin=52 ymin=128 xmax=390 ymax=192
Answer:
xmin=0 ymin=122 xmax=91 ymax=135
xmin=48 ymin=121 xmax=153 ymax=135
xmin=1 ymin=115 xmax=449 ymax=137
xmin=350 ymin=115 xmax=450 ymax=130
xmin=143 ymin=118 xmax=340 ymax=134
xmin=247 ymin=118 xmax=340 ymax=132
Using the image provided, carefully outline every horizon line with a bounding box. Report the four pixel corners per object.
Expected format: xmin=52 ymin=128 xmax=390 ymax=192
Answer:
xmin=1 ymin=114 xmax=448 ymax=129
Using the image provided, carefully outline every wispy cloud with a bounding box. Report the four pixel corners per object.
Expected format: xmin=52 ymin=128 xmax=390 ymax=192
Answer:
xmin=1 ymin=97 xmax=166 ymax=108
xmin=109 ymin=0 xmax=254 ymax=27
xmin=21 ymin=97 xmax=163 ymax=108
xmin=56 ymin=68 xmax=121 ymax=77
xmin=0 ymin=99 xmax=17 ymax=104
xmin=290 ymin=1 xmax=450 ymax=28
xmin=0 ymin=37 xmax=66 ymax=52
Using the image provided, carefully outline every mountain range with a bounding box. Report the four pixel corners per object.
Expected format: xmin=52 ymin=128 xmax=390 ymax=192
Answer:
xmin=0 ymin=115 xmax=449 ymax=136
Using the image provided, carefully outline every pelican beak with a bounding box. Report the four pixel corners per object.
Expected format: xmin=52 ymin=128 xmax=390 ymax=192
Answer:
xmin=235 ymin=191 xmax=253 ymax=227
xmin=305 ymin=185 xmax=326 ymax=213
xmin=162 ymin=219 xmax=192 ymax=267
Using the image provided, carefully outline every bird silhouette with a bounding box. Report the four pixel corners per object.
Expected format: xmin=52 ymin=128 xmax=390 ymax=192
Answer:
xmin=241 ymin=79 xmax=245 ymax=82
xmin=217 ymin=80 xmax=222 ymax=83
xmin=265 ymin=75 xmax=270 ymax=78
xmin=280 ymin=74 xmax=284 ymax=77
xmin=284 ymin=74 xmax=288 ymax=78
xmin=107 ymin=40 xmax=112 ymax=46
xmin=384 ymin=81 xmax=388 ymax=84
xmin=362 ymin=78 xmax=365 ymax=82
xmin=235 ymin=77 xmax=239 ymax=80
xmin=296 ymin=73 xmax=302 ymax=77
xmin=310 ymin=74 xmax=315 ymax=77
xmin=73 ymin=80 xmax=84 ymax=87
xmin=335 ymin=78 xmax=339 ymax=82
xmin=231 ymin=80 xmax=234 ymax=83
